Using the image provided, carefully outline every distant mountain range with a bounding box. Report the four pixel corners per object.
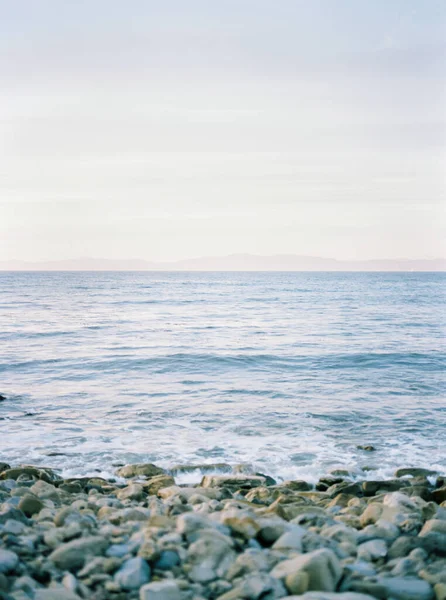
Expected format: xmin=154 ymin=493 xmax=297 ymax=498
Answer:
xmin=0 ymin=255 xmax=445 ymax=271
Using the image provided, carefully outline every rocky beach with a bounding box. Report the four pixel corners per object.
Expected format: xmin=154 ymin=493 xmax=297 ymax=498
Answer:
xmin=0 ymin=462 xmax=445 ymax=600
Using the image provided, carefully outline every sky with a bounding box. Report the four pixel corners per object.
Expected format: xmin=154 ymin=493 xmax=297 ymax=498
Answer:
xmin=0 ymin=0 xmax=445 ymax=262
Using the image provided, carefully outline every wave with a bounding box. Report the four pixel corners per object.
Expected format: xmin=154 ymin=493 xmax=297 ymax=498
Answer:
xmin=2 ymin=351 xmax=444 ymax=376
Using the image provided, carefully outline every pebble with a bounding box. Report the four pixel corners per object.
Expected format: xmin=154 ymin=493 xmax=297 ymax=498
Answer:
xmin=271 ymin=548 xmax=342 ymax=592
xmin=357 ymin=539 xmax=387 ymax=561
xmin=18 ymin=493 xmax=44 ymax=517
xmin=49 ymin=535 xmax=109 ymax=570
xmin=114 ymin=556 xmax=151 ymax=590
xmin=0 ymin=461 xmax=444 ymax=599
xmin=140 ymin=580 xmax=182 ymax=600
xmin=0 ymin=548 xmax=19 ymax=573
xmin=34 ymin=589 xmax=82 ymax=600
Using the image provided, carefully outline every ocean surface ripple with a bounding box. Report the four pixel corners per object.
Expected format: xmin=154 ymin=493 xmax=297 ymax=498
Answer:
xmin=0 ymin=271 xmax=445 ymax=481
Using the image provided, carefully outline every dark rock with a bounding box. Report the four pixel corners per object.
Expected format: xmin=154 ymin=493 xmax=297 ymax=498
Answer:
xmin=316 ymin=477 xmax=344 ymax=491
xmin=362 ymin=479 xmax=410 ymax=496
xmin=201 ymin=474 xmax=266 ymax=489
xmin=59 ymin=483 xmax=83 ymax=494
xmin=0 ymin=462 xmax=11 ymax=473
xmin=432 ymin=487 xmax=446 ymax=505
xmin=406 ymin=486 xmax=432 ymax=501
xmin=326 ymin=481 xmax=363 ymax=497
xmin=357 ymin=445 xmax=376 ymax=451
xmin=280 ymin=480 xmax=312 ymax=492
xmin=0 ymin=466 xmax=59 ymax=483
xmin=0 ymin=394 xmax=6 ymax=401
xmin=395 ymin=467 xmax=438 ymax=478
xmin=255 ymin=472 xmax=277 ymax=486
xmin=154 ymin=550 xmax=180 ymax=570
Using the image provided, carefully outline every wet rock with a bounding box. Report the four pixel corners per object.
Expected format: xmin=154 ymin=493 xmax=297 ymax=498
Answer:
xmin=327 ymin=482 xmax=363 ymax=498
xmin=116 ymin=463 xmax=165 ymax=479
xmin=201 ymin=474 xmax=266 ymax=489
xmin=316 ymin=477 xmax=345 ymax=492
xmin=49 ymin=535 xmax=109 ymax=571
xmin=281 ymin=480 xmax=312 ymax=492
xmin=357 ymin=445 xmax=376 ymax=452
xmin=158 ymin=485 xmax=220 ymax=501
xmin=395 ymin=468 xmax=438 ymax=478
xmin=59 ymin=482 xmax=82 ymax=494
xmin=271 ymin=548 xmax=342 ymax=592
xmin=114 ymin=556 xmax=150 ymax=590
xmin=0 ymin=466 xmax=59 ymax=483
xmin=362 ymin=479 xmax=410 ymax=496
xmin=256 ymin=472 xmax=277 ymax=486
xmin=140 ymin=580 xmax=181 ymax=600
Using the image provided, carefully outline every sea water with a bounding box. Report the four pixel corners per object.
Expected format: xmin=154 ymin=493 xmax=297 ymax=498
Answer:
xmin=0 ymin=271 xmax=445 ymax=482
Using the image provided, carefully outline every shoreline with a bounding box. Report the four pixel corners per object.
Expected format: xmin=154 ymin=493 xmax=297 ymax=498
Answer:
xmin=2 ymin=448 xmax=446 ymax=488
xmin=1 ymin=462 xmax=445 ymax=600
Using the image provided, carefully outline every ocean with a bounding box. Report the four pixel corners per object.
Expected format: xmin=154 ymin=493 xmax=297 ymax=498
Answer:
xmin=0 ymin=271 xmax=445 ymax=482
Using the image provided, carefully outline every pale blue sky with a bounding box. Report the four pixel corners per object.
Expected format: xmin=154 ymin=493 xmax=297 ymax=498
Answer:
xmin=0 ymin=0 xmax=445 ymax=261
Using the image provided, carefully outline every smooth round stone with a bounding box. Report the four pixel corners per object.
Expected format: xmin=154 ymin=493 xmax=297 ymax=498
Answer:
xmin=18 ymin=494 xmax=44 ymax=517
xmin=154 ymin=550 xmax=180 ymax=570
xmin=0 ymin=548 xmax=19 ymax=574
xmin=114 ymin=557 xmax=150 ymax=590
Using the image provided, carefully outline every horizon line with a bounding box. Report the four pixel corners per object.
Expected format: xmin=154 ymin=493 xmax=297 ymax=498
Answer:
xmin=0 ymin=254 xmax=445 ymax=273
